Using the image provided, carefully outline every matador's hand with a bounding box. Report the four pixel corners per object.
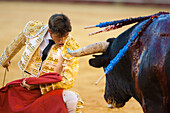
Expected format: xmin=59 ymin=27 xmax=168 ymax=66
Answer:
xmin=21 ymin=79 xmax=39 ymax=90
xmin=2 ymin=61 xmax=11 ymax=68
xmin=21 ymin=79 xmax=32 ymax=90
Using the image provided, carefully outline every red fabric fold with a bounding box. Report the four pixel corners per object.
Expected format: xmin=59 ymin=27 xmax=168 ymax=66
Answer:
xmin=0 ymin=73 xmax=68 ymax=113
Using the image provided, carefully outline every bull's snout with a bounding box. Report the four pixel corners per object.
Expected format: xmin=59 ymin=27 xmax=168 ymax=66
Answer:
xmin=104 ymin=93 xmax=125 ymax=109
xmin=104 ymin=92 xmax=114 ymax=108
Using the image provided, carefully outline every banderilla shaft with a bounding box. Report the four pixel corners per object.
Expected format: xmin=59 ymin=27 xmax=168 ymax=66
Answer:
xmin=95 ymin=73 xmax=106 ymax=85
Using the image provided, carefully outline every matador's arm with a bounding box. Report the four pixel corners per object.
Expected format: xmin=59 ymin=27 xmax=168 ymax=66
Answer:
xmin=52 ymin=36 xmax=80 ymax=89
xmin=0 ymin=32 xmax=26 ymax=67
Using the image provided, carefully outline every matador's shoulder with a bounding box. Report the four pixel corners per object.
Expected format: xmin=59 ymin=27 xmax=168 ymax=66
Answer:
xmin=23 ymin=20 xmax=48 ymax=38
xmin=61 ymin=35 xmax=80 ymax=60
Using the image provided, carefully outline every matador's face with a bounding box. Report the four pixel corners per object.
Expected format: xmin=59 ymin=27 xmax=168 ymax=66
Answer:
xmin=48 ymin=29 xmax=69 ymax=47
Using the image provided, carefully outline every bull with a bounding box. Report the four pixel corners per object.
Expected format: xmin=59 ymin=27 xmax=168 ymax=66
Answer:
xmin=67 ymin=12 xmax=170 ymax=113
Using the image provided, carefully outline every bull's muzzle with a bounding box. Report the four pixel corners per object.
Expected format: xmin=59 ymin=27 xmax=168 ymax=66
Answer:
xmin=106 ymin=98 xmax=125 ymax=109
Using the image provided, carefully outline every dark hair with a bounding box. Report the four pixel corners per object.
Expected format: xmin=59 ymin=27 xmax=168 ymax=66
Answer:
xmin=48 ymin=14 xmax=72 ymax=37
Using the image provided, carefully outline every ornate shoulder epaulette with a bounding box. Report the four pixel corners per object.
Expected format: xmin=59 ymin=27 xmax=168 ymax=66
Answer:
xmin=23 ymin=20 xmax=48 ymax=39
xmin=61 ymin=35 xmax=80 ymax=60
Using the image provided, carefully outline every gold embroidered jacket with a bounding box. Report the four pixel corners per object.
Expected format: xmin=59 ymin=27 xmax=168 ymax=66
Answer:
xmin=0 ymin=20 xmax=80 ymax=94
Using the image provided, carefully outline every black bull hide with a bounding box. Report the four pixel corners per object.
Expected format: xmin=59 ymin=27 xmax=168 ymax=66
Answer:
xmin=89 ymin=14 xmax=170 ymax=113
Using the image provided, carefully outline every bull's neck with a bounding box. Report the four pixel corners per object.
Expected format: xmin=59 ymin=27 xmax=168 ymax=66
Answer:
xmin=111 ymin=23 xmax=142 ymax=103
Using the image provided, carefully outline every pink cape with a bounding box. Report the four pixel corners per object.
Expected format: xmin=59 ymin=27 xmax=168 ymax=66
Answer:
xmin=0 ymin=73 xmax=68 ymax=113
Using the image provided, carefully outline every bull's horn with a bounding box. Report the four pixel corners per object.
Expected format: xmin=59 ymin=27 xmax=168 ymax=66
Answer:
xmin=67 ymin=41 xmax=109 ymax=57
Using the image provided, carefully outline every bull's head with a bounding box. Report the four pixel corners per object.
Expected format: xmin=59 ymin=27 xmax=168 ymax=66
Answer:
xmin=67 ymin=37 xmax=132 ymax=108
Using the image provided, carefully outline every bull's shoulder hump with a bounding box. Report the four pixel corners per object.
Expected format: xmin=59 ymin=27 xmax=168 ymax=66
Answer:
xmin=153 ymin=14 xmax=170 ymax=35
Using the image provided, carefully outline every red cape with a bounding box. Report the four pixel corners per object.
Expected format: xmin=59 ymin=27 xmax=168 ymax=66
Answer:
xmin=0 ymin=73 xmax=68 ymax=113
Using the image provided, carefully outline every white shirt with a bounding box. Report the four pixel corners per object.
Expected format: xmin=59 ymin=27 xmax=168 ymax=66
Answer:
xmin=39 ymin=32 xmax=52 ymax=57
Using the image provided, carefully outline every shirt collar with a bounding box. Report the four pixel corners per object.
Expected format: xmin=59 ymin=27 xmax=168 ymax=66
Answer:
xmin=46 ymin=31 xmax=52 ymax=40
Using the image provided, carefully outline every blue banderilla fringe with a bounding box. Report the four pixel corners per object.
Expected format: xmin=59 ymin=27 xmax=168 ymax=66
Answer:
xmin=104 ymin=17 xmax=155 ymax=74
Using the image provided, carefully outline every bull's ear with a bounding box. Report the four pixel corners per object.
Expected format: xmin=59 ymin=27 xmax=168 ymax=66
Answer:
xmin=89 ymin=55 xmax=108 ymax=68
xmin=106 ymin=38 xmax=115 ymax=44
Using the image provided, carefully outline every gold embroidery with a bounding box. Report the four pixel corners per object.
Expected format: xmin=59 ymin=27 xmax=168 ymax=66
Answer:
xmin=5 ymin=49 xmax=10 ymax=57
xmin=22 ymin=52 xmax=30 ymax=62
xmin=33 ymin=68 xmax=38 ymax=74
xmin=42 ymin=66 xmax=54 ymax=72
xmin=1 ymin=53 xmax=6 ymax=61
xmin=61 ymin=37 xmax=80 ymax=60
xmin=34 ymin=63 xmax=41 ymax=68
xmin=48 ymin=56 xmax=53 ymax=62
xmin=47 ymin=56 xmax=58 ymax=63
xmin=19 ymin=60 xmax=26 ymax=70
xmin=53 ymin=59 xmax=58 ymax=64
xmin=14 ymin=28 xmax=80 ymax=94
xmin=45 ymin=84 xmax=53 ymax=92
xmin=24 ymin=21 xmax=46 ymax=38
xmin=36 ymin=36 xmax=42 ymax=43
xmin=26 ymin=46 xmax=34 ymax=52
xmin=28 ymin=43 xmax=36 ymax=50
xmin=52 ymin=46 xmax=59 ymax=51
xmin=40 ymin=84 xmax=48 ymax=95
xmin=35 ymin=57 xmax=42 ymax=62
